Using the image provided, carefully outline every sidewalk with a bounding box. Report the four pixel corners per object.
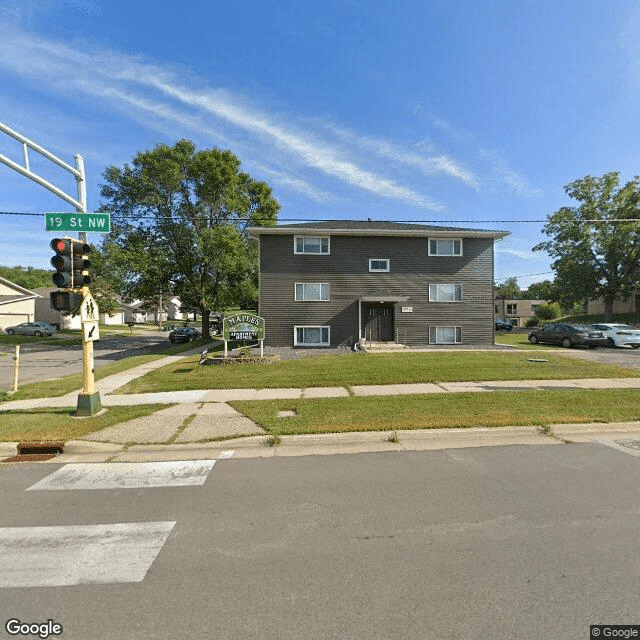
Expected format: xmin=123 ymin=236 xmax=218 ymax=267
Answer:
xmin=2 ymin=343 xmax=640 ymax=462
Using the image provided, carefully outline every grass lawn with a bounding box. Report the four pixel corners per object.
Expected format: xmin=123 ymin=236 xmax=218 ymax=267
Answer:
xmin=0 ymin=404 xmax=170 ymax=442
xmin=117 ymin=350 xmax=640 ymax=394
xmin=1 ymin=338 xmax=215 ymax=402
xmin=493 ymin=331 xmax=550 ymax=349
xmin=231 ymin=389 xmax=640 ymax=435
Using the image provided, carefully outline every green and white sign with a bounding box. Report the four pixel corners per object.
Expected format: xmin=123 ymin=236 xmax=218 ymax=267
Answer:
xmin=223 ymin=313 xmax=265 ymax=341
xmin=46 ymin=212 xmax=111 ymax=233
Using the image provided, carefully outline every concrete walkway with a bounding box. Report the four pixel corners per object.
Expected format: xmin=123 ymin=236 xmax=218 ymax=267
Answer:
xmin=3 ymin=343 xmax=640 ymax=463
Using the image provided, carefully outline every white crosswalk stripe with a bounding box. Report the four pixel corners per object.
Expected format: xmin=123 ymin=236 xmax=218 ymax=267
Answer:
xmin=3 ymin=459 xmax=224 ymax=588
xmin=0 ymin=522 xmax=176 ymax=588
xmin=26 ymin=460 xmax=216 ymax=491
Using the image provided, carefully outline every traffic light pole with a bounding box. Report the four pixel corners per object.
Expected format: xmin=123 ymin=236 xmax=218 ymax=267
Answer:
xmin=0 ymin=121 xmax=101 ymax=415
xmin=75 ymin=156 xmax=101 ymax=416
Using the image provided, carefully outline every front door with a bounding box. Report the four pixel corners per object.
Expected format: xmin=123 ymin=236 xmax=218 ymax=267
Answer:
xmin=363 ymin=304 xmax=394 ymax=342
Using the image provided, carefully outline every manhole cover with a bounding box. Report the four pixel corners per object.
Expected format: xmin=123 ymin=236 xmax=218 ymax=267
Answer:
xmin=614 ymin=438 xmax=640 ymax=450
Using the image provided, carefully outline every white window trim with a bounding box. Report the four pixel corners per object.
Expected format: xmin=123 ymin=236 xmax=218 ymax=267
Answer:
xmin=294 ymin=326 xmax=330 ymax=346
xmin=294 ymin=235 xmax=330 ymax=255
xmin=369 ymin=258 xmax=390 ymax=272
xmin=295 ymin=283 xmax=330 ymax=302
xmin=428 ymin=283 xmax=462 ymax=302
xmin=429 ymin=326 xmax=462 ymax=344
xmin=428 ymin=237 xmax=463 ymax=256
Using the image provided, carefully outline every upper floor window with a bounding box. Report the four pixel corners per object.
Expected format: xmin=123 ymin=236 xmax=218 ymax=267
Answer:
xmin=295 ymin=283 xmax=330 ymax=301
xmin=428 ymin=238 xmax=462 ymax=256
xmin=507 ymin=303 xmax=517 ymax=315
xmin=429 ymin=284 xmax=462 ymax=302
xmin=369 ymin=258 xmax=390 ymax=272
xmin=295 ymin=236 xmax=330 ymax=255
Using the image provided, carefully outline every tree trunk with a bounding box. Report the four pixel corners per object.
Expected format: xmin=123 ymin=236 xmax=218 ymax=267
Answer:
xmin=158 ymin=293 xmax=163 ymax=330
xmin=202 ymin=309 xmax=210 ymax=338
xmin=604 ymin=297 xmax=615 ymax=322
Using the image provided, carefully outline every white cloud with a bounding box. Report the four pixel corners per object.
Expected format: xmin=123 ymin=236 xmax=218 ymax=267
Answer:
xmin=0 ymin=23 xmax=443 ymax=209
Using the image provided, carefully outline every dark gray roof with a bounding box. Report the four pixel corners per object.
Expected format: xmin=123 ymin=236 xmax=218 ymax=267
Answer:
xmin=248 ymin=219 xmax=509 ymax=238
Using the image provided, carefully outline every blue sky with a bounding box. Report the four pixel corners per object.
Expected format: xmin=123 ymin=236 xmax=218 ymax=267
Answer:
xmin=1 ymin=0 xmax=639 ymax=288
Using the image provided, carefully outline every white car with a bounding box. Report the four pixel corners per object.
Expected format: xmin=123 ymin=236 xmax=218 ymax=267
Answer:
xmin=590 ymin=323 xmax=640 ymax=348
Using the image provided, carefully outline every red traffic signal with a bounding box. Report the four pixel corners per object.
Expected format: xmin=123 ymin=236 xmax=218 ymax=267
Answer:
xmin=50 ymin=237 xmax=91 ymax=289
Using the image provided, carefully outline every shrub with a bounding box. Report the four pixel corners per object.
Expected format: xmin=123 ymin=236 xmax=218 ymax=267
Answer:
xmin=526 ymin=316 xmax=540 ymax=327
xmin=535 ymin=302 xmax=562 ymax=321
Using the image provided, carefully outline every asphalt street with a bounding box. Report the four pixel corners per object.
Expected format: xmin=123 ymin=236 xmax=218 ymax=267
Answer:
xmin=0 ymin=333 xmax=170 ymax=387
xmin=1 ymin=442 xmax=640 ymax=640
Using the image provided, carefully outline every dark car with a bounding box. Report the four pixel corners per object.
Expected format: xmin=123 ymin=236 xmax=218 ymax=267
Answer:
xmin=168 ymin=327 xmax=200 ymax=343
xmin=495 ymin=318 xmax=513 ymax=331
xmin=528 ymin=323 xmax=607 ymax=349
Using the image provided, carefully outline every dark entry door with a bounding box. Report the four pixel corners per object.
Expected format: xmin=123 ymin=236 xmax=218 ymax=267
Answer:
xmin=364 ymin=304 xmax=394 ymax=341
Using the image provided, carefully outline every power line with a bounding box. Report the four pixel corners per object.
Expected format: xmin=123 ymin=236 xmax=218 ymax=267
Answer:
xmin=4 ymin=210 xmax=640 ymax=223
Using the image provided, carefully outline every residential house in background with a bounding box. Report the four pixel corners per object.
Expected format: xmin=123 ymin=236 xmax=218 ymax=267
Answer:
xmin=494 ymin=299 xmax=548 ymax=327
xmin=586 ymin=294 xmax=640 ymax=317
xmin=249 ymin=221 xmax=509 ymax=347
xmin=0 ymin=277 xmax=40 ymax=330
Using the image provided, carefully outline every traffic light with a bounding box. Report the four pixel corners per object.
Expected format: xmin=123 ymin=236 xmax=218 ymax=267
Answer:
xmin=50 ymin=290 xmax=83 ymax=312
xmin=50 ymin=237 xmax=91 ymax=289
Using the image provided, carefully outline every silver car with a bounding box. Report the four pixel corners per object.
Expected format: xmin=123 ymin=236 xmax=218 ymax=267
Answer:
xmin=590 ymin=323 xmax=640 ymax=348
xmin=4 ymin=322 xmax=55 ymax=337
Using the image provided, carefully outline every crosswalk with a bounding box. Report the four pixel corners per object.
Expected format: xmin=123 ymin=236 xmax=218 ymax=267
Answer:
xmin=0 ymin=458 xmax=228 ymax=589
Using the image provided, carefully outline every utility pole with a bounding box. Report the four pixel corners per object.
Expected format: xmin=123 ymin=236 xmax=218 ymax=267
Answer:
xmin=0 ymin=121 xmax=101 ymax=415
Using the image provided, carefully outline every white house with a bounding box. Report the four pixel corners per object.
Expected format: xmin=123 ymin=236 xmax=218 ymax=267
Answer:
xmin=0 ymin=277 xmax=40 ymax=330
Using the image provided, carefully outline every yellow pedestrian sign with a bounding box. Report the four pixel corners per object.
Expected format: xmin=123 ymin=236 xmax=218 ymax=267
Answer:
xmin=80 ymin=293 xmax=99 ymax=322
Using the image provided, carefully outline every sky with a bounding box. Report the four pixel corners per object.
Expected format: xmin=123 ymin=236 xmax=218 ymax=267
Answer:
xmin=1 ymin=0 xmax=640 ymax=288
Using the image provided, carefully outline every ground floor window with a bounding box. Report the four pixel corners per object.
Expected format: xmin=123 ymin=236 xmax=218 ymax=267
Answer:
xmin=294 ymin=326 xmax=330 ymax=346
xmin=429 ymin=326 xmax=462 ymax=344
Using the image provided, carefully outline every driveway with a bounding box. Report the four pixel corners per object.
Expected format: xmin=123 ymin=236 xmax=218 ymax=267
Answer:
xmin=0 ymin=333 xmax=171 ymax=387
xmin=548 ymin=345 xmax=640 ymax=370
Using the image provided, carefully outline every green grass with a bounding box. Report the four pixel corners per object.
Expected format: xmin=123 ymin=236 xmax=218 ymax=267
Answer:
xmin=117 ymin=350 xmax=640 ymax=394
xmin=0 ymin=335 xmax=80 ymax=347
xmin=494 ymin=331 xmax=555 ymax=349
xmin=1 ymin=338 xmax=216 ymax=401
xmin=0 ymin=404 xmax=171 ymax=442
xmin=230 ymin=389 xmax=640 ymax=435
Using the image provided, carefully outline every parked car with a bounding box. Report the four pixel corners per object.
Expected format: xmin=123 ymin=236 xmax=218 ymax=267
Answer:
xmin=589 ymin=323 xmax=640 ymax=349
xmin=495 ymin=318 xmax=513 ymax=331
xmin=168 ymin=327 xmax=200 ymax=343
xmin=4 ymin=322 xmax=55 ymax=337
xmin=528 ymin=323 xmax=607 ymax=349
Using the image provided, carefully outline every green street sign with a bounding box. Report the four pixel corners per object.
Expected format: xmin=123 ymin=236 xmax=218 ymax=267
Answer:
xmin=46 ymin=212 xmax=111 ymax=233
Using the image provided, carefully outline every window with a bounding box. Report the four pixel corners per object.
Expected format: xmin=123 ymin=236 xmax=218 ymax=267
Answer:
xmin=295 ymin=283 xmax=330 ymax=301
xmin=429 ymin=284 xmax=462 ymax=302
xmin=429 ymin=326 xmax=462 ymax=344
xmin=369 ymin=258 xmax=390 ymax=272
xmin=294 ymin=236 xmax=330 ymax=255
xmin=295 ymin=326 xmax=330 ymax=346
xmin=428 ymin=238 xmax=462 ymax=256
xmin=507 ymin=303 xmax=517 ymax=314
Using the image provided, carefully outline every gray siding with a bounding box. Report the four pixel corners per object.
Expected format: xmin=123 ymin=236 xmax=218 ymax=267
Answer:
xmin=258 ymin=234 xmax=495 ymax=346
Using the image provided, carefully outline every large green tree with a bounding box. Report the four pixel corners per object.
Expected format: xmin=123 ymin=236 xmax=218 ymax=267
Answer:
xmin=534 ymin=172 xmax=640 ymax=322
xmin=97 ymin=140 xmax=279 ymax=335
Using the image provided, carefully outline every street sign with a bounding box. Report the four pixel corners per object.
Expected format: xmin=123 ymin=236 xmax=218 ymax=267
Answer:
xmin=82 ymin=321 xmax=100 ymax=342
xmin=80 ymin=293 xmax=99 ymax=322
xmin=46 ymin=212 xmax=111 ymax=233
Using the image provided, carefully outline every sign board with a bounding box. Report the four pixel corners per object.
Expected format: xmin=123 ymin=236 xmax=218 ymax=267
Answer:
xmin=80 ymin=294 xmax=99 ymax=322
xmin=46 ymin=212 xmax=111 ymax=233
xmin=223 ymin=313 xmax=265 ymax=341
xmin=82 ymin=321 xmax=100 ymax=342
xmin=401 ymin=307 xmax=413 ymax=313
